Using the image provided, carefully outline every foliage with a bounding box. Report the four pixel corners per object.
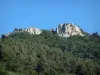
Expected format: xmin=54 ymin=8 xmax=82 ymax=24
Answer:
xmin=0 ymin=30 xmax=100 ymax=75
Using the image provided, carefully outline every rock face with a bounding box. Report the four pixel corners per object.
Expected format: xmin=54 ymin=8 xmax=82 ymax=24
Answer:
xmin=25 ymin=27 xmax=42 ymax=34
xmin=56 ymin=23 xmax=84 ymax=37
xmin=4 ymin=23 xmax=85 ymax=37
xmin=4 ymin=27 xmax=42 ymax=37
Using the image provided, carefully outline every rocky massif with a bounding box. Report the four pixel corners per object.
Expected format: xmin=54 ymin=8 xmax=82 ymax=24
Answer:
xmin=4 ymin=27 xmax=42 ymax=37
xmin=1 ymin=23 xmax=100 ymax=75
xmin=24 ymin=27 xmax=42 ymax=34
xmin=4 ymin=23 xmax=85 ymax=37
xmin=56 ymin=23 xmax=84 ymax=37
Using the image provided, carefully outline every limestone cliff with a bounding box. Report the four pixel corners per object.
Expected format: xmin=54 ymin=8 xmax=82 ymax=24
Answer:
xmin=24 ymin=27 xmax=42 ymax=34
xmin=4 ymin=23 xmax=85 ymax=37
xmin=56 ymin=23 xmax=84 ymax=37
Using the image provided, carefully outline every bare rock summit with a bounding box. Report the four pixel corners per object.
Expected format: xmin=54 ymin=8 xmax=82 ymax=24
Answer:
xmin=25 ymin=27 xmax=42 ymax=34
xmin=56 ymin=23 xmax=84 ymax=37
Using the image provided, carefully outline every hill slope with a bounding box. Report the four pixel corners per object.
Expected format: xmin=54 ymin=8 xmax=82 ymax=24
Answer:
xmin=0 ymin=30 xmax=100 ymax=75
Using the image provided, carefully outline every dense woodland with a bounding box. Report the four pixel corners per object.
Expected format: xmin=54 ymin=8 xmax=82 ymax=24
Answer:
xmin=0 ymin=30 xmax=100 ymax=75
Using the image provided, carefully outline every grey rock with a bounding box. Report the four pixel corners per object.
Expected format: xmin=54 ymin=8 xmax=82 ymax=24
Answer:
xmin=24 ymin=27 xmax=42 ymax=35
xmin=56 ymin=23 xmax=84 ymax=37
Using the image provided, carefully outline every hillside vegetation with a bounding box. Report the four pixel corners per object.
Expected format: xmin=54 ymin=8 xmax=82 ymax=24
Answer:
xmin=0 ymin=30 xmax=100 ymax=75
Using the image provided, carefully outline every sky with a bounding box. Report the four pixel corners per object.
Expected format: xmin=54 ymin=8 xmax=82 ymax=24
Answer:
xmin=0 ymin=0 xmax=100 ymax=35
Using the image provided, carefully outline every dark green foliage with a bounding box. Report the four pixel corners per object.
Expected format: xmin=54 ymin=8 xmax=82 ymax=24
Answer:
xmin=0 ymin=30 xmax=100 ymax=75
xmin=14 ymin=28 xmax=23 ymax=32
xmin=0 ymin=70 xmax=7 ymax=75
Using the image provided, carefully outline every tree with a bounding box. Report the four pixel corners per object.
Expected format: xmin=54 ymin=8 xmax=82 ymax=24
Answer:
xmin=14 ymin=28 xmax=19 ymax=32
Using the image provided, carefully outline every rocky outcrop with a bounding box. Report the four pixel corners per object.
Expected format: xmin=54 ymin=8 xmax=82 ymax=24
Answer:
xmin=24 ymin=27 xmax=42 ymax=34
xmin=3 ymin=27 xmax=42 ymax=38
xmin=4 ymin=23 xmax=85 ymax=38
xmin=56 ymin=23 xmax=84 ymax=37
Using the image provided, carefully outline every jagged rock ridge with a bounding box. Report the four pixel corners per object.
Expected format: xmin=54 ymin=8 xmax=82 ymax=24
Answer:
xmin=4 ymin=23 xmax=85 ymax=37
xmin=4 ymin=27 xmax=42 ymax=37
xmin=56 ymin=23 xmax=84 ymax=37
xmin=25 ymin=27 xmax=42 ymax=34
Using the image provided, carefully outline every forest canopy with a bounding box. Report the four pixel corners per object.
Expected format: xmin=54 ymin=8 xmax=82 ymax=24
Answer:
xmin=0 ymin=30 xmax=100 ymax=75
